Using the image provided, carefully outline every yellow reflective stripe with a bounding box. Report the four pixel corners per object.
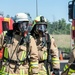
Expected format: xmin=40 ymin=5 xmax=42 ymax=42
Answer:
xmin=32 ymin=21 xmax=36 ymax=27
xmin=0 ymin=67 xmax=6 ymax=75
xmin=39 ymin=70 xmax=47 ymax=75
xmin=30 ymin=62 xmax=38 ymax=68
xmin=9 ymin=74 xmax=28 ymax=75
xmin=0 ymin=66 xmax=6 ymax=74
xmin=4 ymin=47 xmax=8 ymax=61
xmin=20 ymin=69 xmax=25 ymax=75
xmin=3 ymin=31 xmax=7 ymax=36
xmin=42 ymin=51 xmax=47 ymax=60
xmin=63 ymin=65 xmax=69 ymax=71
xmin=52 ymin=58 xmax=60 ymax=63
xmin=21 ymin=51 xmax=26 ymax=61
xmin=0 ymin=72 xmax=8 ymax=75
xmin=7 ymin=73 xmax=17 ymax=75
xmin=42 ymin=65 xmax=46 ymax=71
xmin=68 ymin=68 xmax=75 ymax=75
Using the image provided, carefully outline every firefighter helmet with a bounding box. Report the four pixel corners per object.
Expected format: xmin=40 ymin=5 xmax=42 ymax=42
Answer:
xmin=14 ymin=13 xmax=32 ymax=36
xmin=15 ymin=13 xmax=29 ymax=23
xmin=31 ymin=16 xmax=47 ymax=32
xmin=32 ymin=16 xmax=47 ymax=28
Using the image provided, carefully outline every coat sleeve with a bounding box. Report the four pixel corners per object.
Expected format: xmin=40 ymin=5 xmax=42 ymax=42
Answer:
xmin=50 ymin=36 xmax=60 ymax=69
xmin=29 ymin=36 xmax=38 ymax=75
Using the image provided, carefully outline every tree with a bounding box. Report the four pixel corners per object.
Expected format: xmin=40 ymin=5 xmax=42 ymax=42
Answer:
xmin=47 ymin=18 xmax=71 ymax=34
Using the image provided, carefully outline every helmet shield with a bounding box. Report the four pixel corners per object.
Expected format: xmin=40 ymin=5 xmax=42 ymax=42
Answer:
xmin=36 ymin=24 xmax=47 ymax=33
xmin=18 ymin=21 xmax=29 ymax=33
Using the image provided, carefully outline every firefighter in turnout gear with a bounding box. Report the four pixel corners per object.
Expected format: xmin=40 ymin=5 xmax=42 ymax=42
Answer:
xmin=61 ymin=48 xmax=75 ymax=75
xmin=31 ymin=16 xmax=60 ymax=75
xmin=61 ymin=0 xmax=75 ymax=75
xmin=0 ymin=13 xmax=38 ymax=75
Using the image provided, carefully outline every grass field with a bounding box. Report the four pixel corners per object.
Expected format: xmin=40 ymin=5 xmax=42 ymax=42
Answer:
xmin=51 ymin=34 xmax=71 ymax=48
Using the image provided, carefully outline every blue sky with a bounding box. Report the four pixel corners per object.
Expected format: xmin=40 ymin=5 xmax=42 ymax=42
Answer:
xmin=0 ymin=0 xmax=71 ymax=23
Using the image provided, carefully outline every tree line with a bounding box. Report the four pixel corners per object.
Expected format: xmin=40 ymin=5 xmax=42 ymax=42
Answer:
xmin=47 ymin=18 xmax=71 ymax=34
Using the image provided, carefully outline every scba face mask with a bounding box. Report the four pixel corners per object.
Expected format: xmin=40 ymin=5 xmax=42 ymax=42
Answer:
xmin=18 ymin=21 xmax=29 ymax=36
xmin=36 ymin=24 xmax=47 ymax=33
xmin=18 ymin=22 xmax=28 ymax=32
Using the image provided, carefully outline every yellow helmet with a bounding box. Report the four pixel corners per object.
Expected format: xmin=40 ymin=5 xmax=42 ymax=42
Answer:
xmin=32 ymin=16 xmax=47 ymax=28
xmin=31 ymin=16 xmax=47 ymax=35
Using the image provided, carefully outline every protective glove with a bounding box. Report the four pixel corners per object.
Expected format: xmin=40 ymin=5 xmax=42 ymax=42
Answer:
xmin=52 ymin=69 xmax=60 ymax=75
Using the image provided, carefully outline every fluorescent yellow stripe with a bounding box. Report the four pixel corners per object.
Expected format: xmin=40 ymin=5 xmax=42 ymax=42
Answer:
xmin=0 ymin=72 xmax=6 ymax=75
xmin=20 ymin=69 xmax=25 ymax=75
xmin=4 ymin=47 xmax=8 ymax=61
xmin=20 ymin=51 xmax=26 ymax=62
xmin=9 ymin=74 xmax=28 ymax=75
xmin=30 ymin=62 xmax=38 ymax=68
xmin=52 ymin=58 xmax=60 ymax=63
xmin=8 ymin=74 xmax=18 ymax=75
xmin=4 ymin=48 xmax=8 ymax=58
xmin=39 ymin=70 xmax=47 ymax=75
xmin=3 ymin=31 xmax=7 ymax=36
xmin=0 ymin=66 xmax=6 ymax=75
xmin=64 ymin=65 xmax=69 ymax=71
xmin=42 ymin=51 xmax=47 ymax=60
xmin=68 ymin=68 xmax=75 ymax=75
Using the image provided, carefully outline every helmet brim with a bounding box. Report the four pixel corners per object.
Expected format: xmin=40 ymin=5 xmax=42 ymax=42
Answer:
xmin=16 ymin=18 xmax=29 ymax=23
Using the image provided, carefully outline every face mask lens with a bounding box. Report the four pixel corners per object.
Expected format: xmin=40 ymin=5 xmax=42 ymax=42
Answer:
xmin=38 ymin=25 xmax=46 ymax=32
xmin=19 ymin=22 xmax=28 ymax=32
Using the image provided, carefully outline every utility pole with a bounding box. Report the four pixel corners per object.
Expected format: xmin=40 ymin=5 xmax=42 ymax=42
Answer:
xmin=36 ymin=0 xmax=38 ymax=16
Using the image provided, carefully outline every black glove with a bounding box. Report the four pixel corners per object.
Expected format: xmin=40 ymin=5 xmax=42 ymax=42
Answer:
xmin=52 ymin=69 xmax=60 ymax=75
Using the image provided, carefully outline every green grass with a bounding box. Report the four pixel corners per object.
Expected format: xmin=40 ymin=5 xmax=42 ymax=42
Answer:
xmin=51 ymin=34 xmax=71 ymax=48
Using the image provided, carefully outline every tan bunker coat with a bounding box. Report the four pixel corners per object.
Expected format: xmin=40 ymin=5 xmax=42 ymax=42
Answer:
xmin=35 ymin=35 xmax=60 ymax=75
xmin=0 ymin=34 xmax=38 ymax=75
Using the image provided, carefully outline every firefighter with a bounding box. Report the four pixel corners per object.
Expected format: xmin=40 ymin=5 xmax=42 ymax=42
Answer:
xmin=30 ymin=16 xmax=60 ymax=75
xmin=0 ymin=13 xmax=38 ymax=75
xmin=61 ymin=47 xmax=75 ymax=75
